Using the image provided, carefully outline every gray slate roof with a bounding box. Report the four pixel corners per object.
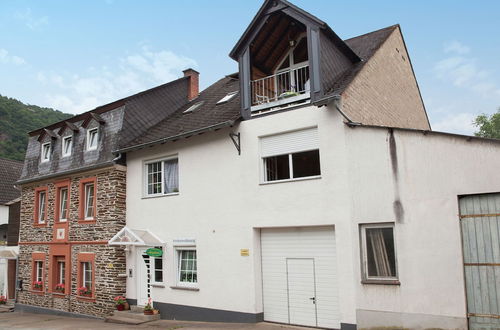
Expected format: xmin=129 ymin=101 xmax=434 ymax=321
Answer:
xmin=120 ymin=25 xmax=396 ymax=151
xmin=0 ymin=158 xmax=22 ymax=204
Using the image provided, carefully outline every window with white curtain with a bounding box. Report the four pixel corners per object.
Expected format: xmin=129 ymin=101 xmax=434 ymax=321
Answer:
xmin=84 ymin=183 xmax=95 ymax=220
xmin=260 ymin=127 xmax=320 ymax=183
xmin=35 ymin=261 xmax=43 ymax=282
xmin=360 ymin=223 xmax=398 ymax=281
xmin=144 ymin=157 xmax=179 ymax=196
xmin=82 ymin=262 xmax=92 ymax=289
xmin=177 ymin=249 xmax=197 ymax=286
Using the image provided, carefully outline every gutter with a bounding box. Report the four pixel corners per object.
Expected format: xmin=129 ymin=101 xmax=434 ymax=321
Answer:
xmin=114 ymin=120 xmax=238 ymax=154
xmin=313 ymin=95 xmax=361 ymax=126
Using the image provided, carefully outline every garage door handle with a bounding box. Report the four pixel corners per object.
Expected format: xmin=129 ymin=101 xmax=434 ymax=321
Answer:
xmin=309 ymin=297 xmax=316 ymax=304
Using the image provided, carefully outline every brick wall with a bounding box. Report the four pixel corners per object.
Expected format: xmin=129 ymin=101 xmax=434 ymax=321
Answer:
xmin=17 ymin=166 xmax=127 ymax=317
xmin=342 ymin=27 xmax=430 ymax=130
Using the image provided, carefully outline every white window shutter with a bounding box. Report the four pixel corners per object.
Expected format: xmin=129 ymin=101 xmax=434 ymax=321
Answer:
xmin=261 ymin=127 xmax=319 ymax=157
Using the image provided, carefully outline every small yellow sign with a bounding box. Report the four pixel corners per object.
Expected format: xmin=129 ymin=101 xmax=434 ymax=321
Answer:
xmin=107 ymin=263 xmax=114 ymax=268
xmin=240 ymin=249 xmax=250 ymax=256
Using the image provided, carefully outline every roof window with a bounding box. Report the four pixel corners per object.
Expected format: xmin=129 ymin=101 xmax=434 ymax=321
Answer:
xmin=217 ymin=91 xmax=238 ymax=105
xmin=183 ymin=101 xmax=204 ymax=114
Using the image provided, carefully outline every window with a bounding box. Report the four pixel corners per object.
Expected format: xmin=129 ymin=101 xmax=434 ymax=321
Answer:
xmin=35 ymin=261 xmax=43 ymax=282
xmin=82 ymin=262 xmax=92 ymax=289
xmin=153 ymin=246 xmax=163 ymax=283
xmin=77 ymin=253 xmax=94 ymax=297
xmin=360 ymin=224 xmax=398 ymax=281
xmin=41 ymin=142 xmax=51 ymax=162
xmin=84 ymin=183 xmax=95 ymax=220
xmin=86 ymin=128 xmax=98 ymax=150
xmin=79 ymin=177 xmax=96 ymax=222
xmin=145 ymin=157 xmax=179 ymax=196
xmin=31 ymin=253 xmax=45 ymax=290
xmin=217 ymin=91 xmax=238 ymax=104
xmin=58 ymin=261 xmax=65 ymax=284
xmin=34 ymin=188 xmax=47 ymax=225
xmin=183 ymin=101 xmax=204 ymax=114
xmin=261 ymin=128 xmax=320 ymax=183
xmin=62 ymin=136 xmax=72 ymax=157
xmin=177 ymin=249 xmax=197 ymax=285
xmin=58 ymin=187 xmax=69 ymax=222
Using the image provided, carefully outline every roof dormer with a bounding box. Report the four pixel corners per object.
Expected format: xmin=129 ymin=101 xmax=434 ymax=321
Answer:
xmin=230 ymin=0 xmax=360 ymax=118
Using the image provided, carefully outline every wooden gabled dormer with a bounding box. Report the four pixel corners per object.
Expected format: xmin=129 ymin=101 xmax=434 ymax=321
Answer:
xmin=230 ymin=0 xmax=361 ymax=118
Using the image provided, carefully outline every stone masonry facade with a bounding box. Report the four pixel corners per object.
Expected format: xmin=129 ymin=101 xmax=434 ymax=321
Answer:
xmin=17 ymin=165 xmax=126 ymax=317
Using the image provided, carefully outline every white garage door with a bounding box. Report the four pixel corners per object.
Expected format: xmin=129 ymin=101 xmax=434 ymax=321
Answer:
xmin=261 ymin=226 xmax=340 ymax=328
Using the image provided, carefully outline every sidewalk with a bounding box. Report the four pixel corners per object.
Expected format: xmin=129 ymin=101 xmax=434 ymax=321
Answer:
xmin=0 ymin=312 xmax=312 ymax=330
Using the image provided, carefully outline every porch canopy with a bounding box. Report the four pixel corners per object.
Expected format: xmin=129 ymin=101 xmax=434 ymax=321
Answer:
xmin=108 ymin=226 xmax=164 ymax=246
xmin=0 ymin=249 xmax=17 ymax=259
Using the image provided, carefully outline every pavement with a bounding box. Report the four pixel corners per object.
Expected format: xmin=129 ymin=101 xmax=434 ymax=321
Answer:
xmin=0 ymin=311 xmax=313 ymax=330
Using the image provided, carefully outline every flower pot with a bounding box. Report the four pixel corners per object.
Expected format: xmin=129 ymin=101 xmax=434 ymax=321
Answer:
xmin=116 ymin=304 xmax=125 ymax=311
xmin=124 ymin=302 xmax=130 ymax=310
xmin=144 ymin=310 xmax=154 ymax=315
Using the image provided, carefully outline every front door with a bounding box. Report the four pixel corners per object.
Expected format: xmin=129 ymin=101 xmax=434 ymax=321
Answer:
xmin=136 ymin=247 xmax=149 ymax=306
xmin=286 ymin=258 xmax=317 ymax=327
xmin=460 ymin=193 xmax=500 ymax=329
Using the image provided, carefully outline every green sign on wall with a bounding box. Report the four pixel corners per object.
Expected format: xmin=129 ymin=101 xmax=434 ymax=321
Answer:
xmin=145 ymin=248 xmax=163 ymax=257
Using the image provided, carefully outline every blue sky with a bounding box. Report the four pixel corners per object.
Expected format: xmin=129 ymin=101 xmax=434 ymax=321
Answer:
xmin=1 ymin=0 xmax=499 ymax=135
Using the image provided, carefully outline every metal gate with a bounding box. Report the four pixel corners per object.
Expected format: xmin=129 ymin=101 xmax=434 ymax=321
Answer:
xmin=460 ymin=193 xmax=500 ymax=329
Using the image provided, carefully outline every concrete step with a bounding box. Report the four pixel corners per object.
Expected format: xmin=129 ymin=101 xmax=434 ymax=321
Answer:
xmin=0 ymin=304 xmax=14 ymax=313
xmin=112 ymin=310 xmax=160 ymax=322
xmin=105 ymin=315 xmax=147 ymax=325
xmin=130 ymin=305 xmax=144 ymax=313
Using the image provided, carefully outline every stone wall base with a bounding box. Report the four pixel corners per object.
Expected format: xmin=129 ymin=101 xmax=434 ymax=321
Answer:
xmin=15 ymin=303 xmax=103 ymax=320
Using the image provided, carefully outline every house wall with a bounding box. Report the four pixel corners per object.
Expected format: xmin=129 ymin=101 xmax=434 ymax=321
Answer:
xmin=0 ymin=205 xmax=8 ymax=225
xmin=341 ymin=27 xmax=430 ymax=130
xmin=17 ymin=166 xmax=127 ymax=317
xmin=346 ymin=127 xmax=500 ymax=329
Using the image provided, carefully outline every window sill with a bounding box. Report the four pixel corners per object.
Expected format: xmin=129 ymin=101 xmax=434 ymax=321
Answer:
xmin=142 ymin=192 xmax=179 ymax=200
xmin=76 ymin=295 xmax=96 ymax=302
xmin=151 ymin=284 xmax=165 ymax=288
xmin=78 ymin=219 xmax=96 ymax=224
xmin=260 ymin=175 xmax=321 ymax=186
xmin=361 ymin=279 xmax=400 ymax=285
xmin=33 ymin=223 xmax=47 ymax=228
xmin=30 ymin=289 xmax=45 ymax=295
xmin=51 ymin=292 xmax=68 ymax=298
xmin=170 ymin=285 xmax=199 ymax=292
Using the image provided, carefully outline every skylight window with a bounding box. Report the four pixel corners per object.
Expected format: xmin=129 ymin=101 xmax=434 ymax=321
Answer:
xmin=217 ymin=91 xmax=238 ymax=105
xmin=183 ymin=101 xmax=204 ymax=114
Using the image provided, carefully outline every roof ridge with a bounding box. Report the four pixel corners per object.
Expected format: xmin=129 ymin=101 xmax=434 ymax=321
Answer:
xmin=344 ymin=24 xmax=399 ymax=42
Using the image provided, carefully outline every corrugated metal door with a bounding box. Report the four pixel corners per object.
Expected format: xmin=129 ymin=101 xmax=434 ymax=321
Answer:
xmin=261 ymin=226 xmax=340 ymax=328
xmin=460 ymin=193 xmax=500 ymax=329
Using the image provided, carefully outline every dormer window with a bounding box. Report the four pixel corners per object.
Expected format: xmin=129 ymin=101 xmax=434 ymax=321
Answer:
xmin=86 ymin=128 xmax=98 ymax=151
xmin=217 ymin=91 xmax=238 ymax=104
xmin=62 ymin=136 xmax=72 ymax=157
xmin=41 ymin=142 xmax=51 ymax=162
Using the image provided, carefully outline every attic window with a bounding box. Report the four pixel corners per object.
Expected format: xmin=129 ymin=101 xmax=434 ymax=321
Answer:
xmin=183 ymin=101 xmax=204 ymax=114
xmin=217 ymin=91 xmax=238 ymax=105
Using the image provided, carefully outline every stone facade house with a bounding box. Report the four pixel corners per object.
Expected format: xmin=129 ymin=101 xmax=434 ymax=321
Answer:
xmin=15 ymin=72 xmax=198 ymax=317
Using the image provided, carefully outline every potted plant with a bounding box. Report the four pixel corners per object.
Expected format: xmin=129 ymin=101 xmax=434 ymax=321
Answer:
xmin=0 ymin=296 xmax=7 ymax=304
xmin=33 ymin=281 xmax=43 ymax=290
xmin=114 ymin=296 xmax=126 ymax=311
xmin=54 ymin=283 xmax=65 ymax=294
xmin=77 ymin=286 xmax=92 ymax=297
xmin=143 ymin=298 xmax=154 ymax=315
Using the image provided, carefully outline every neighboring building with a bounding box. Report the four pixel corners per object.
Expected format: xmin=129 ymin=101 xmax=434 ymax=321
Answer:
xmin=15 ymin=73 xmax=197 ymax=317
xmin=106 ymin=1 xmax=499 ymax=330
xmin=0 ymin=157 xmax=22 ymax=299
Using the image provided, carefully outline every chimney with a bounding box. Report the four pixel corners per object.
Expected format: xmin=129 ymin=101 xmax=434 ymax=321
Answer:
xmin=183 ymin=68 xmax=199 ymax=101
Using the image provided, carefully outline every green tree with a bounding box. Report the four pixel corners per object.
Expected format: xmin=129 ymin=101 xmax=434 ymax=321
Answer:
xmin=474 ymin=108 xmax=500 ymax=139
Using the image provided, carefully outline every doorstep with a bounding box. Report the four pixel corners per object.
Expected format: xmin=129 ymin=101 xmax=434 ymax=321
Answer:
xmin=105 ymin=306 xmax=160 ymax=325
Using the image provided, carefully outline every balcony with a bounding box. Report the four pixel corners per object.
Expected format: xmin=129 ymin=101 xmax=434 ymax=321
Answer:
xmin=251 ymin=64 xmax=310 ymax=112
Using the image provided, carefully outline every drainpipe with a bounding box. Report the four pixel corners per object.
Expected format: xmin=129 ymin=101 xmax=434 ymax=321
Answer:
xmin=112 ymin=153 xmax=122 ymax=162
xmin=313 ymin=94 xmax=361 ymax=126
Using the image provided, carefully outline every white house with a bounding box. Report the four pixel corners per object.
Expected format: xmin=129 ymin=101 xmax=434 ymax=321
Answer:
xmin=107 ymin=1 xmax=500 ymax=329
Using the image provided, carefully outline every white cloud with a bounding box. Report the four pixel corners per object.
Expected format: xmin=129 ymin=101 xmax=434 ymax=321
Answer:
xmin=0 ymin=49 xmax=26 ymax=66
xmin=15 ymin=8 xmax=49 ymax=30
xmin=39 ymin=47 xmax=197 ymax=114
xmin=432 ymin=112 xmax=477 ymax=135
xmin=444 ymin=41 xmax=470 ymax=55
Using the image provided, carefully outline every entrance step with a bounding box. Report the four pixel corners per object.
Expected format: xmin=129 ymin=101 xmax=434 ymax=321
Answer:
xmin=105 ymin=307 xmax=160 ymax=325
xmin=0 ymin=304 xmax=14 ymax=313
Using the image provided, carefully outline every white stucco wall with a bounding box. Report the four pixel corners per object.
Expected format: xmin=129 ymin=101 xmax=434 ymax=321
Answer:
xmin=125 ymin=104 xmax=500 ymax=327
xmin=0 ymin=205 xmax=8 ymax=225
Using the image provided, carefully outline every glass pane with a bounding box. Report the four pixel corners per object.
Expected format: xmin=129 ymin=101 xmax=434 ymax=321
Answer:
xmin=39 ymin=192 xmax=46 ymax=221
xmin=154 ymin=270 xmax=162 ymax=282
xmin=293 ymin=37 xmax=308 ymax=64
xmin=264 ymin=155 xmax=290 ymax=181
xmin=278 ymin=55 xmax=290 ymax=71
xmin=60 ymin=188 xmax=68 ymax=220
xmin=163 ymin=159 xmax=179 ymax=193
xmin=292 ymin=150 xmax=321 ymax=178
xmin=366 ymin=227 xmax=396 ymax=277
xmin=85 ymin=184 xmax=94 ymax=218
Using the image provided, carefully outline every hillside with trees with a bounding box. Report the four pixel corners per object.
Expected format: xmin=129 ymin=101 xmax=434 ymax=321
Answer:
xmin=474 ymin=108 xmax=500 ymax=139
xmin=0 ymin=95 xmax=72 ymax=161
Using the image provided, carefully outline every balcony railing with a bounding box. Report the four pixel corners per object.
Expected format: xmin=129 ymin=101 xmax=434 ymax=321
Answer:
xmin=251 ymin=65 xmax=310 ymax=110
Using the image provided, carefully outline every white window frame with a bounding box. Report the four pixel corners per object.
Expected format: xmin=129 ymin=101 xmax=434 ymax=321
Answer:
xmin=82 ymin=261 xmax=92 ymax=290
xmin=360 ymin=223 xmax=398 ymax=281
xmin=41 ymin=142 xmax=51 ymax=162
xmin=37 ymin=190 xmax=46 ymax=224
xmin=83 ymin=183 xmax=95 ymax=220
xmin=152 ymin=246 xmax=164 ymax=284
xmin=35 ymin=261 xmax=43 ymax=282
xmin=59 ymin=187 xmax=68 ymax=222
xmin=175 ymin=247 xmax=197 ymax=288
xmin=62 ymin=136 xmax=73 ymax=157
xmin=143 ymin=156 xmax=179 ymax=197
xmin=261 ymin=149 xmax=321 ymax=184
xmin=86 ymin=128 xmax=98 ymax=151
